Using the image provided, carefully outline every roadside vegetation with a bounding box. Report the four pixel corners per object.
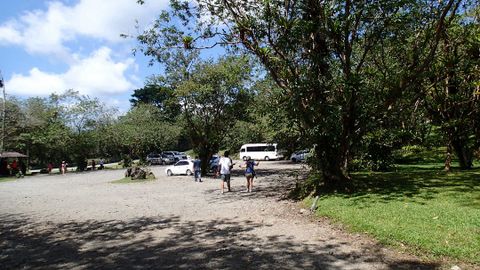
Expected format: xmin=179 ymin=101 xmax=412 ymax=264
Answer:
xmin=0 ymin=177 xmax=17 ymax=183
xmin=306 ymin=148 xmax=480 ymax=264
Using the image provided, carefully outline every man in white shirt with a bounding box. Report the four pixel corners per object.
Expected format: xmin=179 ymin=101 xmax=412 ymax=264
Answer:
xmin=219 ymin=151 xmax=234 ymax=193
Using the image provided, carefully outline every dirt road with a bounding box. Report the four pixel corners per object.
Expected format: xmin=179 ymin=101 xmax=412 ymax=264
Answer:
xmin=0 ymin=161 xmax=437 ymax=269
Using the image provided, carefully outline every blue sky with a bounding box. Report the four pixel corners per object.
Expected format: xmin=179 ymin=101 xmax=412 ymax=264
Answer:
xmin=0 ymin=0 xmax=171 ymax=112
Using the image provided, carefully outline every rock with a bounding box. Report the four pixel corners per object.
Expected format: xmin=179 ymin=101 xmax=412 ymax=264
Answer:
xmin=299 ymin=208 xmax=307 ymax=214
xmin=253 ymin=247 xmax=261 ymax=252
xmin=451 ymin=265 xmax=461 ymax=270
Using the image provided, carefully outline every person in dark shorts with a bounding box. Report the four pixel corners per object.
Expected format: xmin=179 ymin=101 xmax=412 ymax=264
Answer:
xmin=240 ymin=157 xmax=259 ymax=192
xmin=193 ymin=156 xmax=202 ymax=182
xmin=219 ymin=151 xmax=234 ymax=193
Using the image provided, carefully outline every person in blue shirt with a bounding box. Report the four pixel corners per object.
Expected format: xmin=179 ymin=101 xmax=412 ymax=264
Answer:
xmin=193 ymin=156 xmax=202 ymax=182
xmin=240 ymin=157 xmax=259 ymax=192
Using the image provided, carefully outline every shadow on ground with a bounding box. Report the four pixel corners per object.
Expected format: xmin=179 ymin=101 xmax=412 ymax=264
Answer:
xmin=0 ymin=214 xmax=438 ymax=269
xmin=202 ymin=166 xmax=305 ymax=203
xmin=346 ymin=168 xmax=480 ymax=208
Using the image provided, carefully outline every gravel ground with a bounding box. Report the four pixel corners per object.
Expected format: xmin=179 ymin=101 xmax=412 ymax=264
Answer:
xmin=0 ymin=161 xmax=440 ymax=269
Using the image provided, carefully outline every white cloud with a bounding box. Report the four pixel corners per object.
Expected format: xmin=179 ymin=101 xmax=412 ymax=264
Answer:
xmin=7 ymin=47 xmax=137 ymax=96
xmin=0 ymin=0 xmax=169 ymax=57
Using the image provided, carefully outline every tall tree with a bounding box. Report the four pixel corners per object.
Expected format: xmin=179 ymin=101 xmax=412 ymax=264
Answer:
xmin=50 ymin=90 xmax=116 ymax=170
xmin=136 ymin=0 xmax=461 ymax=191
xmin=108 ymin=103 xmax=181 ymax=163
xmin=175 ymin=56 xmax=252 ymax=174
xmin=17 ymin=96 xmax=71 ymax=166
xmin=421 ymin=6 xmax=480 ymax=170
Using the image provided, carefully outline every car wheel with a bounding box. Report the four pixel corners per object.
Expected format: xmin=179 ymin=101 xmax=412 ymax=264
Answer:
xmin=242 ymin=156 xmax=247 ymax=161
xmin=264 ymin=156 xmax=270 ymax=161
xmin=186 ymin=169 xmax=192 ymax=176
xmin=291 ymin=158 xmax=297 ymax=162
xmin=167 ymin=169 xmax=173 ymax=176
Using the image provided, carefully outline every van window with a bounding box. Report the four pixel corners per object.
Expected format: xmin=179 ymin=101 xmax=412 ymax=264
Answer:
xmin=240 ymin=148 xmax=245 ymax=152
xmin=246 ymin=145 xmax=275 ymax=152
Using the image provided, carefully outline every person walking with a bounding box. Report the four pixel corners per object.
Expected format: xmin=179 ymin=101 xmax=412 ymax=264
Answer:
xmin=91 ymin=159 xmax=96 ymax=170
xmin=193 ymin=156 xmax=202 ymax=182
xmin=219 ymin=151 xmax=234 ymax=193
xmin=240 ymin=157 xmax=259 ymax=192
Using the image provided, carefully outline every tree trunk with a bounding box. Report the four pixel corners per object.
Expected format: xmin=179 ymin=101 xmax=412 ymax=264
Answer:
xmin=451 ymin=139 xmax=473 ymax=169
xmin=315 ymin=146 xmax=352 ymax=193
xmin=444 ymin=142 xmax=452 ymax=172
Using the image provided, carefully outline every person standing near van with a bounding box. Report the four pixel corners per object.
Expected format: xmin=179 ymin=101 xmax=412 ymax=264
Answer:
xmin=219 ymin=151 xmax=234 ymax=193
xmin=241 ymin=157 xmax=259 ymax=192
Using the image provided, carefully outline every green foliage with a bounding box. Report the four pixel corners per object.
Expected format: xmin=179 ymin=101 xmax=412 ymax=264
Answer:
xmin=419 ymin=7 xmax=480 ymax=169
xmin=355 ymin=129 xmax=398 ymax=172
xmin=107 ymin=104 xmax=181 ymax=160
xmin=136 ymin=0 xmax=466 ymax=191
xmin=175 ymin=56 xmax=254 ymax=173
xmin=130 ymin=84 xmax=181 ymax=121
xmin=394 ymin=146 xmax=449 ymax=164
xmin=2 ymin=91 xmax=114 ymax=168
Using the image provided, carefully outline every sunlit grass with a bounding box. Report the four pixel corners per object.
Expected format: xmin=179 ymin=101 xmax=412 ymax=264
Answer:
xmin=308 ymin=167 xmax=480 ymax=264
xmin=0 ymin=176 xmax=18 ymax=183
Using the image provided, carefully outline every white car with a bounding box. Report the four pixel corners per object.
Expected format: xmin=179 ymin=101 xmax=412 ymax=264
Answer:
xmin=165 ymin=160 xmax=194 ymax=176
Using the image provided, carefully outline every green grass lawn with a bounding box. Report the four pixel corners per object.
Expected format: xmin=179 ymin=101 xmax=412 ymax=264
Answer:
xmin=0 ymin=176 xmax=18 ymax=183
xmin=110 ymin=176 xmax=156 ymax=184
xmin=308 ymin=165 xmax=480 ymax=264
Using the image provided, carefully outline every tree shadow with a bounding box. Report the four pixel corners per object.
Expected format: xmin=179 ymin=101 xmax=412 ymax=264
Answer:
xmin=202 ymin=167 xmax=306 ymax=203
xmin=343 ymin=168 xmax=480 ymax=208
xmin=0 ymin=214 xmax=439 ymax=269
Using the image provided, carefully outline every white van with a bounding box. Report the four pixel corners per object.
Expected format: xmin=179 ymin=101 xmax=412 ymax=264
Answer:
xmin=239 ymin=143 xmax=282 ymax=161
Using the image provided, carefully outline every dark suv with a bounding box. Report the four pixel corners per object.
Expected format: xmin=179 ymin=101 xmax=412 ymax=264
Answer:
xmin=147 ymin=153 xmax=175 ymax=165
xmin=146 ymin=153 xmax=163 ymax=165
xmin=162 ymin=151 xmax=187 ymax=162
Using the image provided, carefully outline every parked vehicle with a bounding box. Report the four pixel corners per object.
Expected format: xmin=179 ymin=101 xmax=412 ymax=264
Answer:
xmin=208 ymin=155 xmax=220 ymax=172
xmin=146 ymin=153 xmax=163 ymax=165
xmin=290 ymin=149 xmax=310 ymax=162
xmin=165 ymin=160 xmax=194 ymax=176
xmin=160 ymin=153 xmax=176 ymax=164
xmin=147 ymin=153 xmax=175 ymax=165
xmin=239 ymin=143 xmax=283 ymax=161
xmin=162 ymin=151 xmax=187 ymax=162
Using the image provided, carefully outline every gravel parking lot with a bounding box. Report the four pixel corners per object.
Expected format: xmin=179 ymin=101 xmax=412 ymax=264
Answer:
xmin=0 ymin=161 xmax=436 ymax=269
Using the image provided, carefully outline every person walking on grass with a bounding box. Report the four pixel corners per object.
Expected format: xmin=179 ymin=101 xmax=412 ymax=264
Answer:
xmin=193 ymin=156 xmax=202 ymax=182
xmin=240 ymin=157 xmax=259 ymax=192
xmin=219 ymin=151 xmax=234 ymax=193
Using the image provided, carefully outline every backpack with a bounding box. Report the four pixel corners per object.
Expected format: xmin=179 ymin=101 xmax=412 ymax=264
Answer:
xmin=245 ymin=161 xmax=255 ymax=175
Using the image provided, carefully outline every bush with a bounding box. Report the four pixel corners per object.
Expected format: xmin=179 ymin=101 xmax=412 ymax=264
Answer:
xmin=355 ymin=129 xmax=397 ymax=172
xmin=122 ymin=154 xmax=132 ymax=168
